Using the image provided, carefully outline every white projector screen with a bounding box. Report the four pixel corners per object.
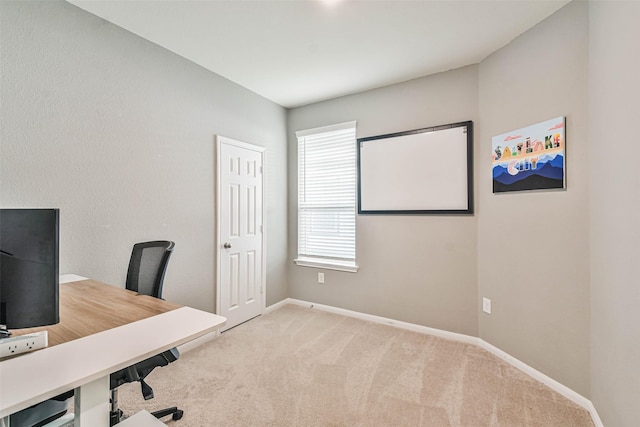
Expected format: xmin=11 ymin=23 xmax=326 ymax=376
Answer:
xmin=357 ymin=121 xmax=473 ymax=214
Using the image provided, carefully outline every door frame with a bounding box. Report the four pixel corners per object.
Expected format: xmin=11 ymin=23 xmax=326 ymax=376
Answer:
xmin=215 ymin=135 xmax=266 ymax=323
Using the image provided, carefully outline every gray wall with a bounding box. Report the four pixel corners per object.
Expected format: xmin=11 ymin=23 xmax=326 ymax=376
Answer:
xmin=477 ymin=1 xmax=590 ymax=397
xmin=0 ymin=0 xmax=289 ymax=310
xmin=287 ymin=66 xmax=479 ymax=336
xmin=589 ymin=2 xmax=640 ymax=425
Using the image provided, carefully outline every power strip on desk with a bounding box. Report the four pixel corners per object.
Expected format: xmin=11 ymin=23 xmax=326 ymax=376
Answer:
xmin=0 ymin=331 xmax=48 ymax=358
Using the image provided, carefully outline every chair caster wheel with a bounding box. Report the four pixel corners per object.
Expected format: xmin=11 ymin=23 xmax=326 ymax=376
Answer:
xmin=173 ymin=410 xmax=184 ymax=421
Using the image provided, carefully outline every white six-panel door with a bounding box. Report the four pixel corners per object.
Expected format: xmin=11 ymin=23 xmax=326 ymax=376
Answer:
xmin=216 ymin=136 xmax=265 ymax=331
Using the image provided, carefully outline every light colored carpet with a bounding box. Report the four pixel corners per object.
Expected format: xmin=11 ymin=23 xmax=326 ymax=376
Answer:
xmin=117 ymin=304 xmax=593 ymax=426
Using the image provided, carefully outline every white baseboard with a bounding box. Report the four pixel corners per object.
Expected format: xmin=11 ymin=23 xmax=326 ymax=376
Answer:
xmin=264 ymin=298 xmax=291 ymax=315
xmin=479 ymin=340 xmax=603 ymax=427
xmin=271 ymin=298 xmax=603 ymax=427
xmin=283 ymin=298 xmax=479 ymax=345
xmin=585 ymin=402 xmax=604 ymax=427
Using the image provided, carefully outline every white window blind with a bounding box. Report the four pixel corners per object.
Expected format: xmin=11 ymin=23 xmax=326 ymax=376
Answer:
xmin=297 ymin=122 xmax=357 ymax=265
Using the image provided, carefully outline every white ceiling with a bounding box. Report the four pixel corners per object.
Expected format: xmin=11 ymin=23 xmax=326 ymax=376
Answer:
xmin=68 ymin=0 xmax=569 ymax=108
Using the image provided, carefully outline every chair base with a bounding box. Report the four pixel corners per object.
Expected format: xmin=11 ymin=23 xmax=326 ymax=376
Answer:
xmin=151 ymin=407 xmax=184 ymax=421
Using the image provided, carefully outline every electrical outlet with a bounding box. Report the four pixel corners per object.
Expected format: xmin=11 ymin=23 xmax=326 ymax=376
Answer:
xmin=0 ymin=331 xmax=48 ymax=358
xmin=482 ymin=298 xmax=492 ymax=314
xmin=318 ymin=272 xmax=325 ymax=284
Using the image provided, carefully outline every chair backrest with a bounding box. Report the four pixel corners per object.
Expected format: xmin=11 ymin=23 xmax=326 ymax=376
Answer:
xmin=125 ymin=241 xmax=175 ymax=299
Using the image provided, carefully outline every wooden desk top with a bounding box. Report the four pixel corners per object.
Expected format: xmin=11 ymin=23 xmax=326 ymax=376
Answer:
xmin=0 ymin=278 xmax=226 ymax=418
xmin=15 ymin=279 xmax=182 ymax=347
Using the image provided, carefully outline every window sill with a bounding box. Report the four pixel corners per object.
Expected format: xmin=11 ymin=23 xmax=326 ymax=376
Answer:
xmin=294 ymin=257 xmax=359 ymax=273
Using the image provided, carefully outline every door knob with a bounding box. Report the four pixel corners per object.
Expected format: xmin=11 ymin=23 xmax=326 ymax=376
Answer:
xmin=223 ymin=242 xmax=232 ymax=249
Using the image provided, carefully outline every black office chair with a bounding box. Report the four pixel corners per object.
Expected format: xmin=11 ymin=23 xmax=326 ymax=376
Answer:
xmin=109 ymin=240 xmax=183 ymax=425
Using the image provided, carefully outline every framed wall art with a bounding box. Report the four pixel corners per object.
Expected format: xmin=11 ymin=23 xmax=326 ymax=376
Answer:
xmin=358 ymin=121 xmax=473 ymax=214
xmin=491 ymin=116 xmax=565 ymax=193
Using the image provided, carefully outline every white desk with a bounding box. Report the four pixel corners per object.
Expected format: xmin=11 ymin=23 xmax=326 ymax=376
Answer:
xmin=0 ymin=276 xmax=226 ymax=426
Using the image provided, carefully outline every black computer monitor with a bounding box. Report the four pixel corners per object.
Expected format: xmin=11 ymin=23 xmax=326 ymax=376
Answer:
xmin=0 ymin=208 xmax=60 ymax=331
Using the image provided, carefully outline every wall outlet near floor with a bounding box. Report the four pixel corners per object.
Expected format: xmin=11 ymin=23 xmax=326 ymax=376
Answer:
xmin=482 ymin=297 xmax=492 ymax=314
xmin=317 ymin=272 xmax=325 ymax=284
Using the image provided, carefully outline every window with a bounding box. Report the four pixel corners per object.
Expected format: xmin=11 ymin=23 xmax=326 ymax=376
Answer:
xmin=295 ymin=121 xmax=358 ymax=272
